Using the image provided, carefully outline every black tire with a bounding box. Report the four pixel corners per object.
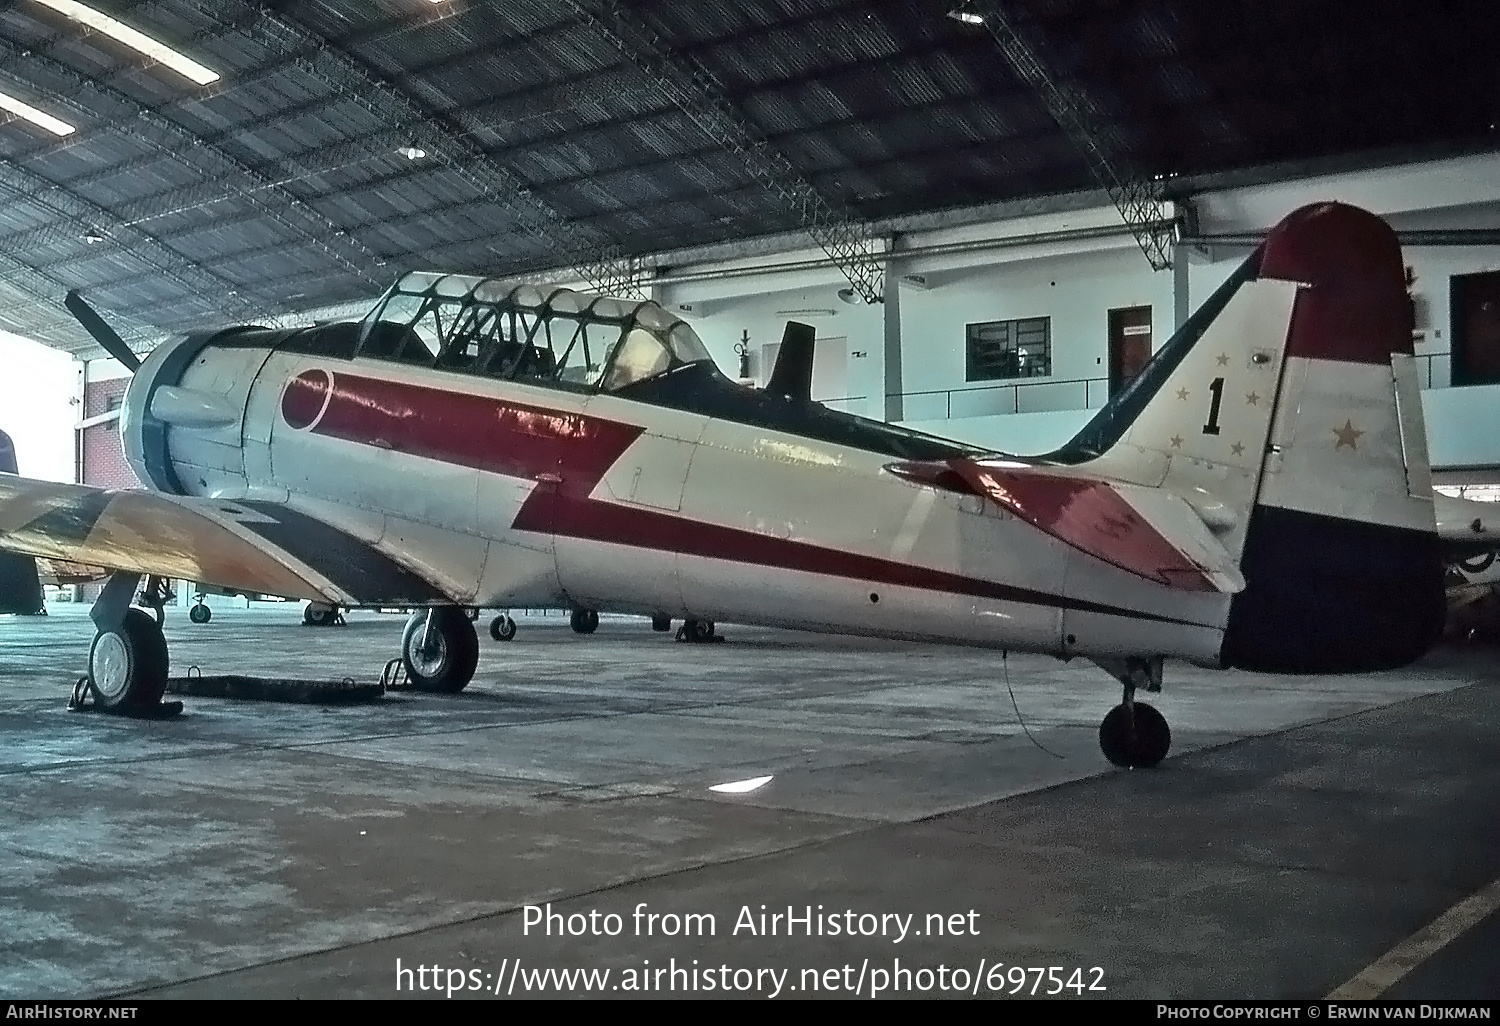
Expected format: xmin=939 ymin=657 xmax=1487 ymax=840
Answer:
xmin=88 ymin=607 xmax=169 ymax=712
xmin=570 ymin=608 xmax=599 ymax=634
xmin=1099 ymin=701 xmax=1172 ymax=769
xmin=402 ymin=608 xmax=479 ymax=693
xmin=189 ymin=603 xmax=211 ymax=624
xmin=303 ymin=603 xmax=333 ymax=626
xmin=651 ymin=615 xmax=671 ymax=633
xmin=680 ymin=619 xmax=715 ymax=643
xmin=489 ymin=614 xmax=517 ymax=642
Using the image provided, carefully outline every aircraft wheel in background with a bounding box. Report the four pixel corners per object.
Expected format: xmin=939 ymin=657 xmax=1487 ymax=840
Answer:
xmin=402 ymin=608 xmax=479 ymax=693
xmin=570 ymin=609 xmax=599 ymax=634
xmin=303 ymin=602 xmax=338 ymax=626
xmin=678 ymin=619 xmax=715 ymax=643
xmin=88 ymin=608 xmax=169 ymax=713
xmin=651 ymin=615 xmax=672 ymax=632
xmin=1098 ymin=701 xmax=1171 ymax=768
xmin=188 ymin=602 xmax=211 ymax=624
xmin=490 ymin=614 xmax=517 ymax=642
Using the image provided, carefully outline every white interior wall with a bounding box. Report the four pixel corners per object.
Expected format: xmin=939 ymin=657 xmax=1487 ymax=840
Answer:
xmin=665 ymin=149 xmax=1500 ymax=469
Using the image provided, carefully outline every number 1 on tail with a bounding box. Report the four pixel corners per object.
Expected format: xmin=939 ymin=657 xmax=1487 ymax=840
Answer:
xmin=1203 ymin=377 xmax=1224 ymax=435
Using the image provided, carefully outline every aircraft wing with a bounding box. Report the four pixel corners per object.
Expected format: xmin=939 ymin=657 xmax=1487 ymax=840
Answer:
xmin=891 ymin=459 xmax=1245 ymax=594
xmin=0 ymin=475 xmax=448 ymax=607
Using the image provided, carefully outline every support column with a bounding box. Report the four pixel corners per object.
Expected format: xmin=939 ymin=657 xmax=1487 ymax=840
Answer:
xmin=1173 ymin=243 xmax=1190 ymax=332
xmin=883 ymin=246 xmax=904 ymax=423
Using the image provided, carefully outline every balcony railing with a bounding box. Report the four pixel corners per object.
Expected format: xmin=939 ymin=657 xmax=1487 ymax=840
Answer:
xmin=817 ymin=377 xmax=1108 ymax=420
xmin=1416 ymin=351 xmax=1449 ymax=389
xmin=818 ymin=354 xmax=1454 ymax=422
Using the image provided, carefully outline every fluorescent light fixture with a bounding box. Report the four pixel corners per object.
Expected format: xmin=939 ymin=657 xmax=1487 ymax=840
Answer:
xmin=709 ymin=775 xmax=773 ymax=794
xmin=29 ymin=0 xmax=220 ymax=85
xmin=0 ymin=87 xmax=75 ymax=136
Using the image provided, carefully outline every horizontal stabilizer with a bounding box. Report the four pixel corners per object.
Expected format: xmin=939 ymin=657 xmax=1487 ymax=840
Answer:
xmin=1434 ymin=492 xmax=1500 ymax=554
xmin=946 ymin=460 xmax=1244 ymax=593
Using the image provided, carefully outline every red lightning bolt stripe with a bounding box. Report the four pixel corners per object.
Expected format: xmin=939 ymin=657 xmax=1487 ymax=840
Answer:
xmin=281 ymin=370 xmax=1210 ymax=625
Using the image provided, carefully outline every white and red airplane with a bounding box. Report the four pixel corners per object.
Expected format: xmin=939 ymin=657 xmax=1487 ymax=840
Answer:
xmin=0 ymin=201 xmax=1445 ymax=767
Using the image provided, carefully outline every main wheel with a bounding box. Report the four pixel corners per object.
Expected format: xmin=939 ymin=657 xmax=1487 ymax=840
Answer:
xmin=401 ymin=608 xmax=480 ymax=693
xmin=88 ymin=607 xmax=169 ymax=712
xmin=651 ymin=615 xmax=672 ymax=633
xmin=1099 ymin=701 xmax=1171 ymax=768
xmin=489 ymin=614 xmax=517 ymax=642
xmin=570 ymin=608 xmax=599 ymax=634
xmin=189 ymin=603 xmax=211 ymax=624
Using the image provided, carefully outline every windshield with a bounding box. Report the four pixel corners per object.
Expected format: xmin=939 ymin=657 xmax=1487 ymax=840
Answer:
xmin=600 ymin=321 xmax=712 ymax=391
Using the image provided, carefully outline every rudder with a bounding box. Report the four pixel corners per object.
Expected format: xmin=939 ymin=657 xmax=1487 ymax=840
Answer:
xmin=1222 ymin=203 xmax=1443 ymax=671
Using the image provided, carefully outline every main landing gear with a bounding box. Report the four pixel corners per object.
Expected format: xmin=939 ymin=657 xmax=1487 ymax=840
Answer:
xmin=1093 ymin=656 xmax=1171 ymax=769
xmin=569 ymin=608 xmax=599 ymax=634
xmin=400 ymin=607 xmax=479 ymax=693
xmin=73 ymin=573 xmax=180 ymax=718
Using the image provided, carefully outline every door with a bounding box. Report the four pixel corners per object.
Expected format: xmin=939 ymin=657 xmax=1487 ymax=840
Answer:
xmin=1108 ymin=306 xmax=1153 ymax=397
xmin=1452 ymin=271 xmax=1500 ymax=386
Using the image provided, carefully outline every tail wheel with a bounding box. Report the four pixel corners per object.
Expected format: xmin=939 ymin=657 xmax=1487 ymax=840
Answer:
xmin=401 ymin=608 xmax=479 ymax=693
xmin=569 ymin=609 xmax=599 ymax=634
xmin=1099 ymin=702 xmax=1171 ymax=768
xmin=489 ymin=614 xmax=517 ymax=642
xmin=88 ymin=608 xmax=169 ymax=712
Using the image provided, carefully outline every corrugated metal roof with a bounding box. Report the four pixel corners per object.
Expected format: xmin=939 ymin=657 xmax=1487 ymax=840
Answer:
xmin=0 ymin=0 xmax=1495 ymax=355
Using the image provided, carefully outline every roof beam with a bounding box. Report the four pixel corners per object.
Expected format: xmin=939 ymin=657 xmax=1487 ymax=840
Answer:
xmin=194 ymin=1 xmax=644 ymax=297
xmin=0 ymin=41 xmax=385 ymax=295
xmin=564 ymin=0 xmax=885 ymax=303
xmin=967 ymin=1 xmax=1177 ymax=270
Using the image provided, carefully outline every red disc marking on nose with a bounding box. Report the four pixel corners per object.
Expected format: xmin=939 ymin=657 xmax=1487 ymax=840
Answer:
xmin=281 ymin=368 xmax=334 ymax=430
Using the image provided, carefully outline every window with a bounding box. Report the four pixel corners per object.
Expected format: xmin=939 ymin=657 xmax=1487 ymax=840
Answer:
xmin=965 ymin=317 xmax=1051 ymax=381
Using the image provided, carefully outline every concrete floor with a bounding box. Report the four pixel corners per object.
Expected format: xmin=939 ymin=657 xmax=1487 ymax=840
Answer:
xmin=0 ymin=603 xmax=1495 ymax=999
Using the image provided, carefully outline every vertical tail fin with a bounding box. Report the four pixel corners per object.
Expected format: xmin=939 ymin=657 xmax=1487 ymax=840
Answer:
xmin=1046 ymin=202 xmax=1443 ymax=671
xmin=1222 ymin=204 xmax=1442 ymax=670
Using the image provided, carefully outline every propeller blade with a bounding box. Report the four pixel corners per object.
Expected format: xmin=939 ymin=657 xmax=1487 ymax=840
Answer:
xmin=64 ymin=290 xmax=140 ymax=372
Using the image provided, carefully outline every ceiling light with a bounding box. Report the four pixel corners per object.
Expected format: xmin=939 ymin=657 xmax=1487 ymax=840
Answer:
xmin=947 ymin=3 xmax=985 ymax=25
xmin=0 ymin=87 xmax=75 ymax=136
xmin=709 ymin=775 xmax=774 ymax=794
xmin=28 ymin=0 xmax=220 ymax=85
xmin=398 ymin=144 xmax=427 ymax=160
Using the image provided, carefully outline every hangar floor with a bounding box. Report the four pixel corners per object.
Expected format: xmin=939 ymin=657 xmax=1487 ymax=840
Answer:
xmin=1 ymin=605 xmax=1495 ymax=1000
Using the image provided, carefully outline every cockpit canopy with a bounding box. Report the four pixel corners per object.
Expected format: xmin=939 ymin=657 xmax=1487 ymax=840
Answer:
xmin=357 ymin=271 xmax=714 ymax=393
